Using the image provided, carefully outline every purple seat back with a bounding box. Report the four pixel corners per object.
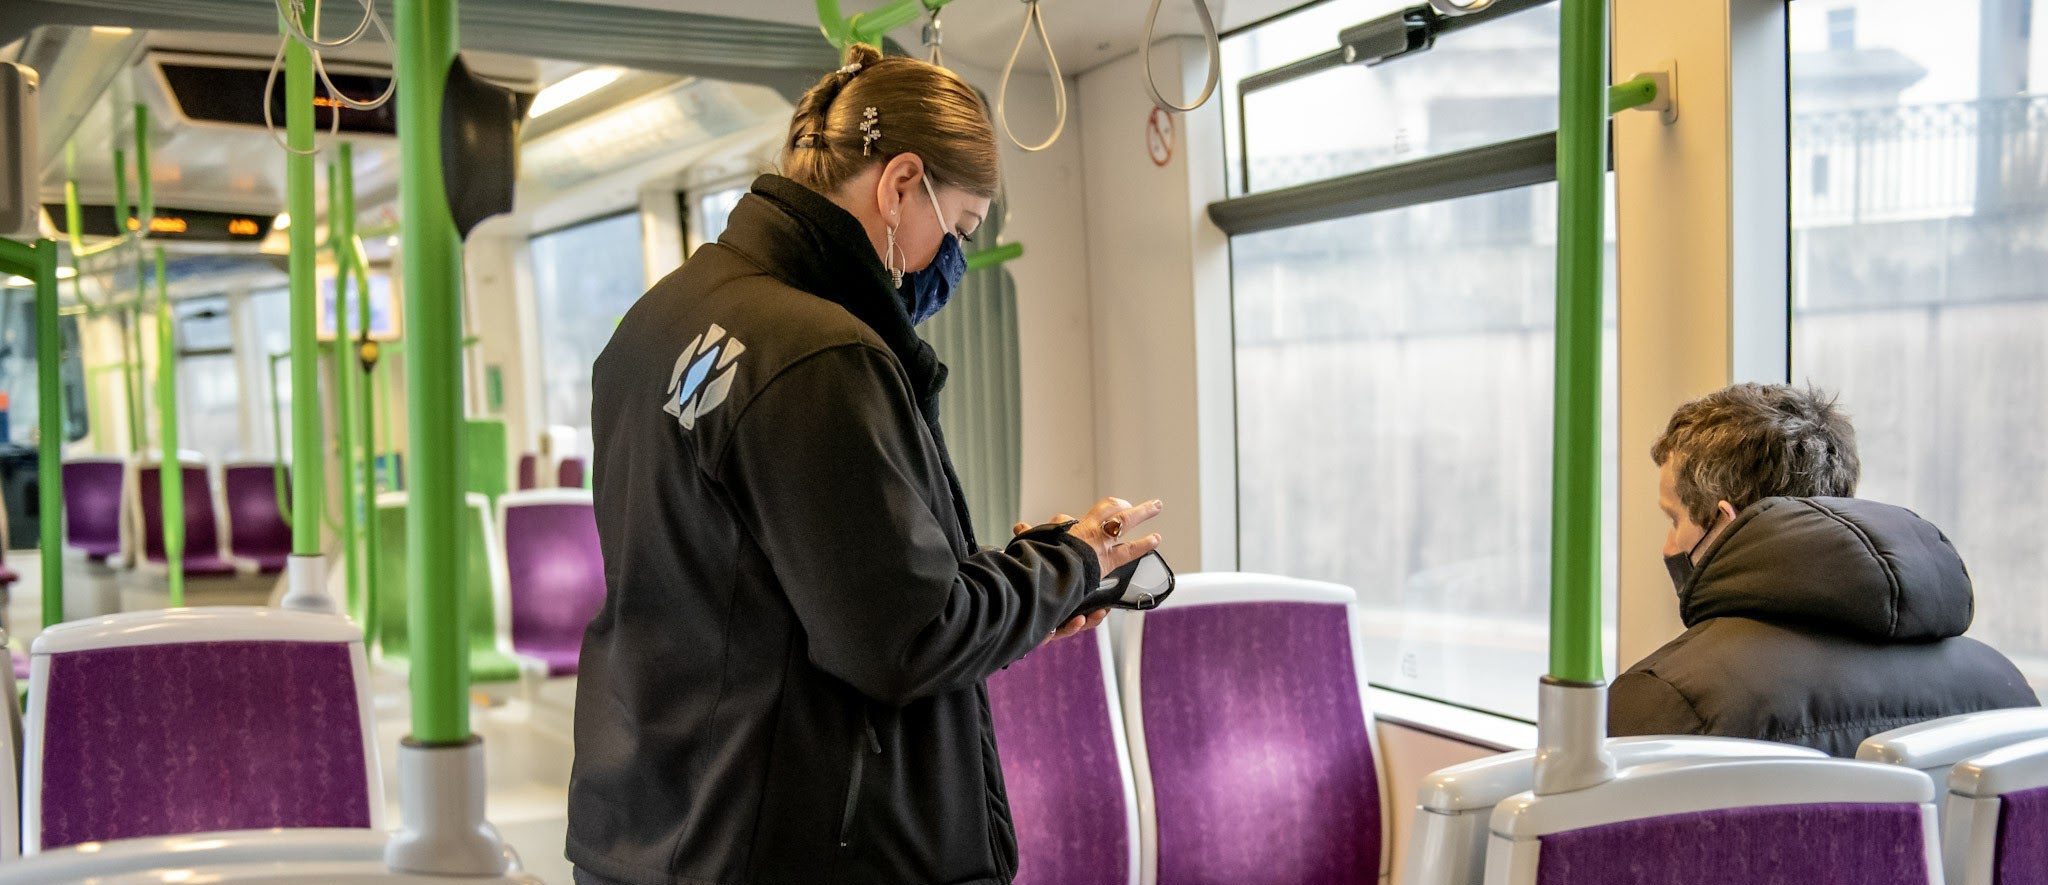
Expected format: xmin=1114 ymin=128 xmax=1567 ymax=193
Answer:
xmin=1536 ymin=802 xmax=1930 ymax=885
xmin=137 ymin=463 xmax=220 ymax=564
xmin=1996 ymin=784 xmax=2048 ymax=883
xmin=222 ymin=464 xmax=291 ymax=568
xmin=501 ymin=497 xmax=605 ymax=676
xmin=988 ymin=632 xmax=1131 ymax=885
xmin=36 ymin=639 xmax=372 ymax=848
xmin=61 ymin=460 xmax=126 ymax=559
xmin=556 ymin=456 xmax=586 ymax=489
xmin=1138 ymin=601 xmax=1381 ymax=884
xmin=517 ymin=454 xmax=537 ymax=491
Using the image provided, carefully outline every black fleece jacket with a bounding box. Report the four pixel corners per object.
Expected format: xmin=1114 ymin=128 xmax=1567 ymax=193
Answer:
xmin=1610 ymin=496 xmax=2037 ymax=757
xmin=566 ymin=175 xmax=1101 ymax=885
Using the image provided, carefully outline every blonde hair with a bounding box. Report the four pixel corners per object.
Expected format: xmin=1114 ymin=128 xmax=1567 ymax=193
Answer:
xmin=780 ymin=44 xmax=1000 ymax=199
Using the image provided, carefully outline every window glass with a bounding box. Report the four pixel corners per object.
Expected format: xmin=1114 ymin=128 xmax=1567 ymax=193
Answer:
xmin=247 ymin=288 xmax=293 ymax=458
xmin=695 ymin=186 xmax=747 ymax=249
xmin=1791 ymin=0 xmax=2048 ymax=684
xmin=1231 ymin=182 xmax=1617 ymax=720
xmin=0 ymin=286 xmax=87 ymax=446
xmin=529 ymin=212 xmax=646 ymax=455
xmin=174 ymin=296 xmax=239 ymax=459
xmin=1222 ymin=0 xmax=1560 ymax=194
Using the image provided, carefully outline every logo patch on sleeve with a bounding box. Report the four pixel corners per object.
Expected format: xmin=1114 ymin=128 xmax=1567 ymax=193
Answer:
xmin=665 ymin=324 xmax=745 ymax=430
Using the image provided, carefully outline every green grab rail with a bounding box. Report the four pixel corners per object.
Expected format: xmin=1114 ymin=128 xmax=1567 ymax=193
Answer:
xmin=964 ymin=241 xmax=1023 ymax=272
xmin=1608 ymin=74 xmax=1658 ymax=115
xmin=397 ymin=0 xmax=472 ymax=744
xmin=0 ymin=237 xmax=63 ymax=627
xmin=354 ymin=237 xmax=381 ymax=647
xmin=285 ymin=0 xmax=325 ymax=562
xmin=152 ymin=246 xmax=185 ymax=606
xmin=816 ymin=0 xmax=948 ymax=49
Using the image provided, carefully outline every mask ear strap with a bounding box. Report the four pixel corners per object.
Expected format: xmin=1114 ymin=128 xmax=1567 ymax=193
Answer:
xmin=922 ymin=174 xmax=948 ymax=235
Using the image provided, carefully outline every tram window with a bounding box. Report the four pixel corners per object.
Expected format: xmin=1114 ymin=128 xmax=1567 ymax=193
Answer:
xmin=0 ymin=286 xmax=87 ymax=446
xmin=694 ymin=186 xmax=746 ymax=250
xmin=248 ymin=288 xmax=294 ymax=457
xmin=528 ymin=211 xmax=645 ymax=455
xmin=173 ymin=296 xmax=240 ymax=459
xmin=1221 ymin=0 xmax=1560 ymax=195
xmin=1230 ymin=181 xmax=1617 ymax=721
xmin=1790 ymin=0 xmax=2048 ymax=691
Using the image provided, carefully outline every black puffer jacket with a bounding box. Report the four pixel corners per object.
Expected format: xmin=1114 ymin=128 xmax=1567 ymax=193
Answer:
xmin=1609 ymin=496 xmax=2037 ymax=757
xmin=568 ymin=175 xmax=1102 ymax=885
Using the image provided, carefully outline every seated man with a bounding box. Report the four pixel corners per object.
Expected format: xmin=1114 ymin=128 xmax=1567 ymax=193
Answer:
xmin=1610 ymin=383 xmax=2036 ymax=756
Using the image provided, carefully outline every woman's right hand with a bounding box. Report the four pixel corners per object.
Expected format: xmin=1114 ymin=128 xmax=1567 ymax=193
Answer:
xmin=1015 ymin=496 xmax=1165 ymax=581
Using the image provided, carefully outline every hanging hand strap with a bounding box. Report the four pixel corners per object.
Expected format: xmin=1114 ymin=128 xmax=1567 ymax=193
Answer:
xmin=996 ymin=0 xmax=1069 ymax=153
xmin=1140 ymin=0 xmax=1221 ymax=113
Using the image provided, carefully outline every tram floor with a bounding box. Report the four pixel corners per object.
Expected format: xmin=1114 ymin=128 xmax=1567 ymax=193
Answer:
xmin=4 ymin=552 xmax=581 ymax=883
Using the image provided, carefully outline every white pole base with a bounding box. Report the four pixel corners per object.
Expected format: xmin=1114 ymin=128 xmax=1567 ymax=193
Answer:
xmin=278 ymin=554 xmax=337 ymax=614
xmin=385 ymin=737 xmax=512 ymax=877
xmin=1533 ymin=677 xmax=1619 ymax=796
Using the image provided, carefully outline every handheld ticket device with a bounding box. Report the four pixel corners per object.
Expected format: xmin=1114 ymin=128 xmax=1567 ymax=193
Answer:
xmin=1097 ymin=550 xmax=1175 ymax=611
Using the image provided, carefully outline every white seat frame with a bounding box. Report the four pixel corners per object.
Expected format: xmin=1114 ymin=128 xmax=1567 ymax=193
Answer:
xmin=1402 ymin=735 xmax=1826 ymax=885
xmin=1482 ymin=757 xmax=1943 ymax=884
xmin=22 ymin=607 xmax=386 ymax=854
xmin=1117 ymin=572 xmax=1390 ymax=885
xmin=1942 ymin=734 xmax=2048 ymax=885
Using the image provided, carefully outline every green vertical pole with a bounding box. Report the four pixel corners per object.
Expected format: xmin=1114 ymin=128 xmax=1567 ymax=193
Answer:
xmin=111 ymin=146 xmax=144 ymax=454
xmin=356 ymin=247 xmax=380 ymax=647
xmin=0 ymin=239 xmax=66 ymax=627
xmin=1548 ymin=0 xmax=1606 ymax=685
xmin=332 ymin=156 xmax=364 ymax=620
xmin=285 ymin=3 xmax=325 ymax=562
xmin=153 ymin=247 xmax=184 ymax=606
xmin=397 ymin=0 xmax=470 ymax=744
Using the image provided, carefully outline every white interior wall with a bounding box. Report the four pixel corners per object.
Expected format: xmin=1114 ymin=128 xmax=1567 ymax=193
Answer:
xmin=949 ymin=59 xmax=1101 ymax=526
xmin=1075 ymin=37 xmax=1234 ymax=570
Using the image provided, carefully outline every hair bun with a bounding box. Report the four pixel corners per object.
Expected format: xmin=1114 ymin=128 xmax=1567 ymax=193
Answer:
xmin=842 ymin=43 xmax=884 ymax=71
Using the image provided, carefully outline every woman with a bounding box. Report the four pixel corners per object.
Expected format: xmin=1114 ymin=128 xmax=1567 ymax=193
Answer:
xmin=569 ymin=44 xmax=1163 ymax=885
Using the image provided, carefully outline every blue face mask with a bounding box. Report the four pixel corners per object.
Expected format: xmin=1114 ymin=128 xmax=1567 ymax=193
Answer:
xmin=902 ymin=176 xmax=968 ymax=325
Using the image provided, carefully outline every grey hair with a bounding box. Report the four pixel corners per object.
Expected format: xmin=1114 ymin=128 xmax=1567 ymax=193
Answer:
xmin=1650 ymin=383 xmax=1861 ymax=526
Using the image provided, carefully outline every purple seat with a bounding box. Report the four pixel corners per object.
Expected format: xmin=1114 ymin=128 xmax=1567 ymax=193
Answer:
xmin=1487 ymin=756 xmax=1937 ymax=884
xmin=137 ymin=461 xmax=236 ymax=576
xmin=989 ymin=630 xmax=1136 ymax=885
xmin=61 ymin=459 xmax=126 ymax=562
xmin=1535 ymin=803 xmax=1929 ymax=884
xmin=1123 ymin=576 xmax=1384 ymax=885
xmin=220 ymin=463 xmax=291 ymax=574
xmin=27 ymin=608 xmax=381 ymax=850
xmin=557 ymin=456 xmax=586 ymax=489
xmin=500 ymin=491 xmax=606 ymax=677
xmin=1995 ymin=785 xmax=2048 ymax=882
xmin=517 ymin=454 xmax=538 ymax=491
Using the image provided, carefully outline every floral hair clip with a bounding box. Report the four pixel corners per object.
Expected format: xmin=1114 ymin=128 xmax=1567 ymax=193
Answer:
xmin=860 ymin=107 xmax=882 ymax=156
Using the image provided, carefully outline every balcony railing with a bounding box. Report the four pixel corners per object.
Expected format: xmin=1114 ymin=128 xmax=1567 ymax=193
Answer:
xmin=1793 ymin=94 xmax=2048 ymax=226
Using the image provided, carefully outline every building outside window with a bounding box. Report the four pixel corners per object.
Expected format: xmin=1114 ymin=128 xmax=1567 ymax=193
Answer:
xmin=1790 ymin=0 xmax=2048 ymax=685
xmin=529 ymin=211 xmax=647 ymax=456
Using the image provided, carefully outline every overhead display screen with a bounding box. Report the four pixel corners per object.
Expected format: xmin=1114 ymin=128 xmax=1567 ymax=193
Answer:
xmin=156 ymin=60 xmax=398 ymax=136
xmin=45 ymin=204 xmax=273 ymax=243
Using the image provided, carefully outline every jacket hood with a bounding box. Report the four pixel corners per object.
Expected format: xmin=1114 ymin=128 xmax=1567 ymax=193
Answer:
xmin=1680 ymin=496 xmax=1974 ymax=642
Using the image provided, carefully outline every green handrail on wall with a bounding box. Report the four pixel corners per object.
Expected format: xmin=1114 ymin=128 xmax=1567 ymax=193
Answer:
xmin=0 ymin=237 xmax=63 ymax=627
xmin=332 ymin=152 xmax=365 ymax=620
xmin=963 ymin=241 xmax=1023 ymax=272
xmin=397 ymin=0 xmax=472 ymax=745
xmin=286 ymin=0 xmax=325 ymax=563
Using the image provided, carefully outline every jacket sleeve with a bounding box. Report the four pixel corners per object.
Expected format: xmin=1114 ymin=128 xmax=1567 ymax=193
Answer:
xmin=1608 ymin=670 xmax=1706 ymax=738
xmin=717 ymin=343 xmax=1101 ymax=706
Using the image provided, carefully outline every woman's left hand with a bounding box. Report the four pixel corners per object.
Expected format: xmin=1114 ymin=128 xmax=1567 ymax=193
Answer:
xmin=1016 ymin=520 xmax=1114 ymax=646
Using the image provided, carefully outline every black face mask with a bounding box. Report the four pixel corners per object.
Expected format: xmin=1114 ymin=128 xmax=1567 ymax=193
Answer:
xmin=1664 ymin=513 xmax=1723 ymax=593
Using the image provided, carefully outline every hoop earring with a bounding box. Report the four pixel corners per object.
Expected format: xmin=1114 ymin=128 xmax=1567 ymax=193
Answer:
xmin=885 ymin=224 xmax=904 ymax=287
